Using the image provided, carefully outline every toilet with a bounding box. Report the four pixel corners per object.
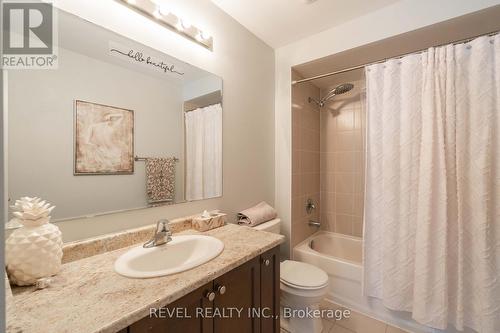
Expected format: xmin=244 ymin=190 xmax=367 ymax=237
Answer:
xmin=253 ymin=218 xmax=329 ymax=333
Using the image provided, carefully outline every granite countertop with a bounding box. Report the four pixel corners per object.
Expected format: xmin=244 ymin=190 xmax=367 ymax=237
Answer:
xmin=7 ymin=224 xmax=284 ymax=333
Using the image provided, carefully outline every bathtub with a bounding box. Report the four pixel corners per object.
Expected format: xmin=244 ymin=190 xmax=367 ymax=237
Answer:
xmin=293 ymin=232 xmax=370 ymax=319
xmin=293 ymin=231 xmax=472 ymax=333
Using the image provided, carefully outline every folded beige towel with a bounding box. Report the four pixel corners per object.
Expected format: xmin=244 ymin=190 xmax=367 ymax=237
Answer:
xmin=145 ymin=157 xmax=176 ymax=204
xmin=237 ymin=201 xmax=277 ymax=227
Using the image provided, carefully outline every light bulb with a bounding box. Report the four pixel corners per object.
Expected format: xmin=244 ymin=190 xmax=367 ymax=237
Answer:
xmin=180 ymin=19 xmax=191 ymax=30
xmin=201 ymin=31 xmax=211 ymax=40
xmin=175 ymin=19 xmax=184 ymax=31
xmin=195 ymin=32 xmax=203 ymax=42
xmin=195 ymin=30 xmax=211 ymax=42
xmin=158 ymin=5 xmax=169 ymax=16
xmin=153 ymin=9 xmax=162 ymax=19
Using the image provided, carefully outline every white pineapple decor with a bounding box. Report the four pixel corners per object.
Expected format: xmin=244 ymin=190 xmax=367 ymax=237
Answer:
xmin=6 ymin=197 xmax=63 ymax=286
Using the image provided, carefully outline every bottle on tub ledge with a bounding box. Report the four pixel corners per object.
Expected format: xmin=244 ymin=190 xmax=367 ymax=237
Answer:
xmin=6 ymin=197 xmax=63 ymax=286
xmin=192 ymin=210 xmax=227 ymax=232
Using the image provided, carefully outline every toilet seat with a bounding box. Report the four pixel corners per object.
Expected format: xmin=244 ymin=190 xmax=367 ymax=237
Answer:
xmin=280 ymin=260 xmax=328 ymax=290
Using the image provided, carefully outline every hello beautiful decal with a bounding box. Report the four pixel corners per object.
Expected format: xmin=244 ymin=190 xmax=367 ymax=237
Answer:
xmin=109 ymin=41 xmax=185 ymax=76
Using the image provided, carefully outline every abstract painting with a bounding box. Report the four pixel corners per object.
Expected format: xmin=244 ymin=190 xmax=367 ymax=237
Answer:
xmin=74 ymin=100 xmax=134 ymax=175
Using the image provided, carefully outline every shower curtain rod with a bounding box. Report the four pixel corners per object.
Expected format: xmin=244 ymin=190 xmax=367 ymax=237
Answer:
xmin=292 ymin=30 xmax=499 ymax=85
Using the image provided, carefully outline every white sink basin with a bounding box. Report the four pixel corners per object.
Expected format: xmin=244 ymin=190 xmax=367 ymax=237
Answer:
xmin=114 ymin=235 xmax=224 ymax=278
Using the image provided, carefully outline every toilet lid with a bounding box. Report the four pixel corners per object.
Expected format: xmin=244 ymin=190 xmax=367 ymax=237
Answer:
xmin=280 ymin=260 xmax=328 ymax=290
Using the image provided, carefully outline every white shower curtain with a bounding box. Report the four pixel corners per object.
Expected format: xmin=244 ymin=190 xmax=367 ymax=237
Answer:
xmin=363 ymin=35 xmax=500 ymax=332
xmin=185 ymin=103 xmax=222 ymax=201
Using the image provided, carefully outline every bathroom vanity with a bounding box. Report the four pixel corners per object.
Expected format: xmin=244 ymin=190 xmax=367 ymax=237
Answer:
xmin=3 ymin=8 xmax=282 ymax=333
xmin=6 ymin=223 xmax=284 ymax=333
xmin=127 ymin=246 xmax=280 ymax=333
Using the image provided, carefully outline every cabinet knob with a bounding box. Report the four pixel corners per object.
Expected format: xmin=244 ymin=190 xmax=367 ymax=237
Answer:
xmin=216 ymin=285 xmax=227 ymax=295
xmin=205 ymin=291 xmax=216 ymax=302
xmin=263 ymin=258 xmax=270 ymax=266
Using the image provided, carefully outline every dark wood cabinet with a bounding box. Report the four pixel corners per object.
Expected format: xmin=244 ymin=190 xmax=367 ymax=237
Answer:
xmin=259 ymin=246 xmax=280 ymax=333
xmin=126 ymin=246 xmax=280 ymax=333
xmin=213 ymin=257 xmax=260 ymax=333
xmin=129 ymin=282 xmax=214 ymax=333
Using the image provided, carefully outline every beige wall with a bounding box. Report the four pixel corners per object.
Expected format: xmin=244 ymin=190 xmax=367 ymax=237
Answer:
xmin=11 ymin=0 xmax=276 ymax=243
xmin=290 ymin=71 xmax=320 ymax=250
xmin=320 ymin=79 xmax=365 ymax=237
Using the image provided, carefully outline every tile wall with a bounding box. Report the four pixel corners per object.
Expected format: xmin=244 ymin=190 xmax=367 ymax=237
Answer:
xmin=291 ymin=70 xmax=321 ymax=248
xmin=319 ymin=79 xmax=365 ymax=237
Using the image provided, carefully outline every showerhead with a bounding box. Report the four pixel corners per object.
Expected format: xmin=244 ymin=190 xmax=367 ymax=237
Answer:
xmin=308 ymin=82 xmax=354 ymax=108
xmin=332 ymin=83 xmax=354 ymax=95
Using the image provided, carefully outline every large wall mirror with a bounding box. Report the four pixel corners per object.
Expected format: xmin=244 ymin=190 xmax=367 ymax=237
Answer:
xmin=4 ymin=9 xmax=223 ymax=224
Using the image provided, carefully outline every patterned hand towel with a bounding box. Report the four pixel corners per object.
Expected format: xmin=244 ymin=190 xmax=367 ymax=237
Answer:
xmin=145 ymin=157 xmax=176 ymax=204
xmin=237 ymin=201 xmax=278 ymax=227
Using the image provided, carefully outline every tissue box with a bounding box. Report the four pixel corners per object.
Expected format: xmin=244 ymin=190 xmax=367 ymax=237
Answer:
xmin=192 ymin=212 xmax=227 ymax=232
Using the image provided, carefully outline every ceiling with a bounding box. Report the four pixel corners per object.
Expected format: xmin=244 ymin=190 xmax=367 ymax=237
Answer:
xmin=210 ymin=0 xmax=400 ymax=48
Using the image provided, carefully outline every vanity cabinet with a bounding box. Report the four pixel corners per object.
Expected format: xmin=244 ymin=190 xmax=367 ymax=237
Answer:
xmin=213 ymin=256 xmax=260 ymax=332
xmin=129 ymin=282 xmax=214 ymax=333
xmin=259 ymin=246 xmax=280 ymax=333
xmin=127 ymin=246 xmax=280 ymax=333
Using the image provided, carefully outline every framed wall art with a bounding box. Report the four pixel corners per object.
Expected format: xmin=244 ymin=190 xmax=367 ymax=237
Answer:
xmin=74 ymin=100 xmax=134 ymax=175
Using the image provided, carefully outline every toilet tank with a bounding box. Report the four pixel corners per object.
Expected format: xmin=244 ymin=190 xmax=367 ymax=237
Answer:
xmin=253 ymin=218 xmax=281 ymax=234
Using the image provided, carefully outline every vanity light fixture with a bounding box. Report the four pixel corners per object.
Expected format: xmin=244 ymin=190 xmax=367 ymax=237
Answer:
xmin=116 ymin=0 xmax=213 ymax=51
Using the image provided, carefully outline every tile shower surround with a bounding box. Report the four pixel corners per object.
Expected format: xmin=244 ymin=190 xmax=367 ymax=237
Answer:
xmin=320 ymin=80 xmax=365 ymax=237
xmin=291 ymin=70 xmax=321 ymax=247
xmin=292 ymin=74 xmax=365 ymax=244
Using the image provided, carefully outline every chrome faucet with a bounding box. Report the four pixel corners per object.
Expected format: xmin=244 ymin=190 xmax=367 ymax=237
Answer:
xmin=308 ymin=220 xmax=321 ymax=228
xmin=143 ymin=219 xmax=173 ymax=248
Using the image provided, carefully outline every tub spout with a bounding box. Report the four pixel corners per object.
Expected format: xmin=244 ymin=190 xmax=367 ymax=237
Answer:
xmin=308 ymin=220 xmax=321 ymax=227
